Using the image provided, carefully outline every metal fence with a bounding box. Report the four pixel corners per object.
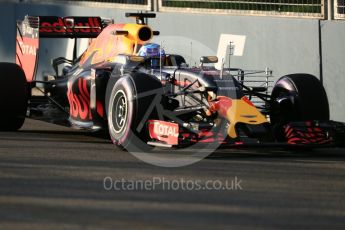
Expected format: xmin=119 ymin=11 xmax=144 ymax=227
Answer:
xmin=65 ymin=0 xmax=148 ymax=4
xmin=24 ymin=0 xmax=148 ymax=4
xmin=17 ymin=0 xmax=345 ymax=19
xmin=159 ymin=0 xmax=325 ymax=18
xmin=19 ymin=0 xmax=151 ymax=10
xmin=335 ymin=0 xmax=345 ymax=18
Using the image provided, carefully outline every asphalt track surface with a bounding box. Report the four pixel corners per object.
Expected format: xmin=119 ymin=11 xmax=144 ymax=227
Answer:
xmin=0 ymin=119 xmax=344 ymax=229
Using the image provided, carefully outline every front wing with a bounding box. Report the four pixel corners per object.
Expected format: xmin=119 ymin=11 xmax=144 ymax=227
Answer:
xmin=147 ymin=120 xmax=345 ymax=148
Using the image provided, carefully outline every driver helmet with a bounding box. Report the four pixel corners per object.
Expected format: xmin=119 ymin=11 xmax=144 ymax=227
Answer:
xmin=138 ymin=43 xmax=165 ymax=67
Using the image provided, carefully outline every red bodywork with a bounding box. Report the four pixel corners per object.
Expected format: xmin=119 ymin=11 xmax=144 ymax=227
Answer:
xmin=16 ymin=37 xmax=38 ymax=82
xmin=16 ymin=22 xmax=39 ymax=82
xmin=148 ymin=120 xmax=179 ymax=145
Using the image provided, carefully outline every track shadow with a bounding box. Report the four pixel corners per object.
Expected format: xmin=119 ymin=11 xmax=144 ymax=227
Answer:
xmin=17 ymin=129 xmax=110 ymax=140
xmin=209 ymin=147 xmax=345 ymax=160
xmin=11 ymin=125 xmax=345 ymax=162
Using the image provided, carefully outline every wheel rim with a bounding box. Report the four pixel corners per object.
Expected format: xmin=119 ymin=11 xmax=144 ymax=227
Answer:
xmin=112 ymin=90 xmax=128 ymax=134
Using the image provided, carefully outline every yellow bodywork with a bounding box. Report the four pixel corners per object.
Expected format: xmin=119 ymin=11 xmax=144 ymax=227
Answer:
xmin=80 ymin=23 xmax=153 ymax=66
xmin=226 ymin=97 xmax=268 ymax=138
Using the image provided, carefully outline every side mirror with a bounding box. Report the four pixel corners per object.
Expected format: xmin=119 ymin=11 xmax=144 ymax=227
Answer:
xmin=200 ymin=56 xmax=218 ymax=64
xmin=200 ymin=56 xmax=218 ymax=68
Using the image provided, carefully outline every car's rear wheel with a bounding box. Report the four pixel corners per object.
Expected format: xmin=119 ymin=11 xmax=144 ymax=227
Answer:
xmin=106 ymin=73 xmax=162 ymax=152
xmin=0 ymin=63 xmax=28 ymax=131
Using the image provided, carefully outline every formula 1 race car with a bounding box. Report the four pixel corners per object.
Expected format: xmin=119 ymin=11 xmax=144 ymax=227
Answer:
xmin=1 ymin=12 xmax=344 ymax=152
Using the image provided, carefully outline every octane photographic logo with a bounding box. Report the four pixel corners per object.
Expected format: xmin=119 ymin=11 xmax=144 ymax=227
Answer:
xmin=103 ymin=176 xmax=243 ymax=191
xmin=108 ymin=35 xmax=243 ymax=167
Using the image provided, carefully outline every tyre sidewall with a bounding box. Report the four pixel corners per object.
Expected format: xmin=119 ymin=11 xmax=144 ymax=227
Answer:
xmin=271 ymin=74 xmax=329 ymax=123
xmin=107 ymin=76 xmax=136 ymax=147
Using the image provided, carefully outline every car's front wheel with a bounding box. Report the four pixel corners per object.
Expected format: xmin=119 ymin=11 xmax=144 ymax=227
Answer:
xmin=106 ymin=73 xmax=162 ymax=152
xmin=270 ymin=74 xmax=329 ymax=142
xmin=270 ymin=73 xmax=329 ymax=124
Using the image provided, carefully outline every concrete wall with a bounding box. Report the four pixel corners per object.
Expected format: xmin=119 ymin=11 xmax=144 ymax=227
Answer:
xmin=321 ymin=21 xmax=345 ymax=122
xmin=0 ymin=2 xmax=344 ymax=121
xmin=0 ymin=3 xmax=16 ymax=63
xmin=151 ymin=13 xmax=321 ymax=77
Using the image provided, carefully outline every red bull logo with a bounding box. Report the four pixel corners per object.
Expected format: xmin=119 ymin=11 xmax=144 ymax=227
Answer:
xmin=39 ymin=17 xmax=102 ymax=34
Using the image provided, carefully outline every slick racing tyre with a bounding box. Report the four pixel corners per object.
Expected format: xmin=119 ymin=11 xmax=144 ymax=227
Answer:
xmin=0 ymin=63 xmax=28 ymax=131
xmin=270 ymin=73 xmax=329 ymax=124
xmin=106 ymin=73 xmax=162 ymax=152
xmin=270 ymin=74 xmax=329 ymax=142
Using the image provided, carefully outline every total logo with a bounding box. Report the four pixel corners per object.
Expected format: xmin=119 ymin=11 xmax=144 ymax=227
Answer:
xmin=153 ymin=122 xmax=179 ymax=137
xmin=18 ymin=41 xmax=37 ymax=56
xmin=149 ymin=120 xmax=179 ymax=145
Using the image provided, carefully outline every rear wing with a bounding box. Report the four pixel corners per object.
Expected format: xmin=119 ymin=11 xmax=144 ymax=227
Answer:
xmin=16 ymin=15 xmax=112 ymax=81
xmin=20 ymin=15 xmax=112 ymax=38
